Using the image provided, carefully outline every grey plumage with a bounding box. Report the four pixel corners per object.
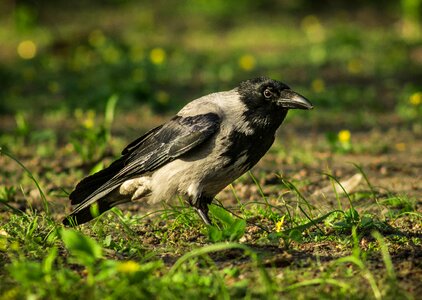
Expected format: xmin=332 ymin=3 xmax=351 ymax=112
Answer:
xmin=64 ymin=77 xmax=313 ymax=226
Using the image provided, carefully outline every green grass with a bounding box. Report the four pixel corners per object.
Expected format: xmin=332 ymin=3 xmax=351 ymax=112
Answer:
xmin=0 ymin=141 xmax=420 ymax=299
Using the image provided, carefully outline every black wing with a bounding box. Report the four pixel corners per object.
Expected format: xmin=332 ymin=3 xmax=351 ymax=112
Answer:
xmin=67 ymin=113 xmax=221 ymax=217
xmin=67 ymin=125 xmax=165 ymax=206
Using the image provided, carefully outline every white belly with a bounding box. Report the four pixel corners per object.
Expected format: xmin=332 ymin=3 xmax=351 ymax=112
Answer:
xmin=118 ymin=148 xmax=249 ymax=205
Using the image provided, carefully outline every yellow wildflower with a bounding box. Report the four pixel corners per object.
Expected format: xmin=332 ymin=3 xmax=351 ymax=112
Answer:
xmin=150 ymin=47 xmax=166 ymax=65
xmin=409 ymin=92 xmax=422 ymax=106
xmin=275 ymin=216 xmax=285 ymax=233
xmin=117 ymin=261 xmax=141 ymax=273
xmin=82 ymin=110 xmax=96 ymax=129
xmin=17 ymin=40 xmax=37 ymax=59
xmin=338 ymin=130 xmax=351 ymax=143
xmin=239 ymin=54 xmax=256 ymax=71
xmin=83 ymin=119 xmax=94 ymax=129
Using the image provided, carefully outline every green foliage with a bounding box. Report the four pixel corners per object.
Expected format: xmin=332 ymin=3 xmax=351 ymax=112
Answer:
xmin=325 ymin=209 xmax=392 ymax=234
xmin=70 ymin=126 xmax=107 ymax=163
xmin=0 ymin=167 xmax=418 ymax=299
xmin=401 ymin=0 xmax=422 ymax=40
xmin=396 ymin=90 xmax=422 ymax=124
xmin=207 ymin=205 xmax=246 ymax=242
xmin=13 ymin=4 xmax=38 ymax=33
xmin=70 ymin=95 xmax=118 ymax=163
xmin=268 ymin=211 xmax=338 ymax=246
xmin=61 ymin=228 xmax=103 ymax=266
xmin=3 ymin=225 xmax=270 ymax=299
xmin=0 ymin=148 xmax=50 ymax=215
xmin=380 ymin=195 xmax=416 ymax=217
xmin=0 ymin=186 xmax=20 ymax=214
xmin=0 ymin=186 xmax=16 ymax=202
xmin=14 ymin=112 xmax=30 ymax=138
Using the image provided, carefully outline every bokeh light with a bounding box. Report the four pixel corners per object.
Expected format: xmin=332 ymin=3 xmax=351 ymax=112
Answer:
xmin=301 ymin=15 xmax=325 ymax=43
xmin=17 ymin=40 xmax=37 ymax=59
xmin=409 ymin=92 xmax=422 ymax=106
xmin=338 ymin=130 xmax=351 ymax=143
xmin=117 ymin=261 xmax=141 ymax=273
xmin=150 ymin=48 xmax=166 ymax=65
xmin=238 ymin=54 xmax=256 ymax=71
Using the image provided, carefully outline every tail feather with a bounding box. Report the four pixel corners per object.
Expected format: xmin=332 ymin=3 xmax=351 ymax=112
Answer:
xmin=69 ymin=158 xmax=125 ymax=205
xmin=63 ymin=201 xmax=111 ymax=226
xmin=64 ymin=157 xmax=126 ymax=226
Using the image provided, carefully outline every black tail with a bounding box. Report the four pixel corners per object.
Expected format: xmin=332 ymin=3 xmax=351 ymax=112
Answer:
xmin=69 ymin=158 xmax=125 ymax=205
xmin=64 ymin=158 xmax=125 ymax=226
xmin=63 ymin=201 xmax=112 ymax=226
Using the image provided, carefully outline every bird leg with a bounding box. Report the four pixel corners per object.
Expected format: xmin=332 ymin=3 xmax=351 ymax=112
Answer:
xmin=195 ymin=207 xmax=211 ymax=225
xmin=191 ymin=196 xmax=213 ymax=225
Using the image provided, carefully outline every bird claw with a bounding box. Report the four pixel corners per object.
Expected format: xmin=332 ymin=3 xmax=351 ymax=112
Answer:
xmin=194 ymin=207 xmax=212 ymax=225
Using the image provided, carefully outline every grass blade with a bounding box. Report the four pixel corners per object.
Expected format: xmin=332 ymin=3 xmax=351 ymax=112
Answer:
xmin=0 ymin=147 xmax=50 ymax=216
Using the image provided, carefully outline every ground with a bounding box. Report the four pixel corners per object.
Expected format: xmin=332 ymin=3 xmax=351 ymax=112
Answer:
xmin=0 ymin=109 xmax=421 ymax=299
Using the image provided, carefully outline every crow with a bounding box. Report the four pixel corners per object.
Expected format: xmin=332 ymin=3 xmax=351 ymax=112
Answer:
xmin=63 ymin=77 xmax=313 ymax=226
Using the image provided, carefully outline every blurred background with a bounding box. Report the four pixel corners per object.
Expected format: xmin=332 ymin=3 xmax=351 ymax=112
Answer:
xmin=0 ymin=0 xmax=421 ymax=120
xmin=0 ymin=0 xmax=422 ymax=174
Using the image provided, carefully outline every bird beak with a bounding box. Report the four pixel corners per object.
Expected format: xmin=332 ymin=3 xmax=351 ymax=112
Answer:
xmin=276 ymin=89 xmax=313 ymax=110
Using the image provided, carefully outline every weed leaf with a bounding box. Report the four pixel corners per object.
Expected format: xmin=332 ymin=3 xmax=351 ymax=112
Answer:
xmin=61 ymin=229 xmax=102 ymax=265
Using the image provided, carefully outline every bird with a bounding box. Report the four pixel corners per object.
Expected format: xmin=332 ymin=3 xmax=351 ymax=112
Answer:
xmin=63 ymin=77 xmax=313 ymax=226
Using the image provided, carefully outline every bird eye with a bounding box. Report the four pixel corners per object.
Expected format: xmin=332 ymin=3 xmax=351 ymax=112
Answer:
xmin=263 ymin=89 xmax=273 ymax=99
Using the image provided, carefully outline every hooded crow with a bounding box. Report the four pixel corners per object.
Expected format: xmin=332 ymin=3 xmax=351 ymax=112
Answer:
xmin=63 ymin=77 xmax=313 ymax=226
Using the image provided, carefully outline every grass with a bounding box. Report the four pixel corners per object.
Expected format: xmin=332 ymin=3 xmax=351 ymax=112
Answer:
xmin=0 ymin=89 xmax=420 ymax=299
xmin=0 ymin=135 xmax=420 ymax=299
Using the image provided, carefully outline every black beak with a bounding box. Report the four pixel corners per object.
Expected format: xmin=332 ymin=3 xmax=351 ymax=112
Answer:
xmin=276 ymin=89 xmax=313 ymax=110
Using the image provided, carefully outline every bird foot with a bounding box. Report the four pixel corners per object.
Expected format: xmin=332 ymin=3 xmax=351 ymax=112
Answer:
xmin=194 ymin=207 xmax=212 ymax=225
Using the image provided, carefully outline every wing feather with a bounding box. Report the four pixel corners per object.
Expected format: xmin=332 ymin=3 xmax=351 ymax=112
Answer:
xmin=68 ymin=113 xmax=220 ymax=216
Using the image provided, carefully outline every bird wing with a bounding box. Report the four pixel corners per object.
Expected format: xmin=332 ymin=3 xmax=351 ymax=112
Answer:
xmin=68 ymin=112 xmax=221 ymax=215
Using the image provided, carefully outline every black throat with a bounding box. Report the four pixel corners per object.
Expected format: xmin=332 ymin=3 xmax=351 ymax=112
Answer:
xmin=221 ymin=103 xmax=288 ymax=170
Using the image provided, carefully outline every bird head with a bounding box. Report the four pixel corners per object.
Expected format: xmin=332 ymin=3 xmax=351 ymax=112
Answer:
xmin=238 ymin=77 xmax=313 ymax=111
